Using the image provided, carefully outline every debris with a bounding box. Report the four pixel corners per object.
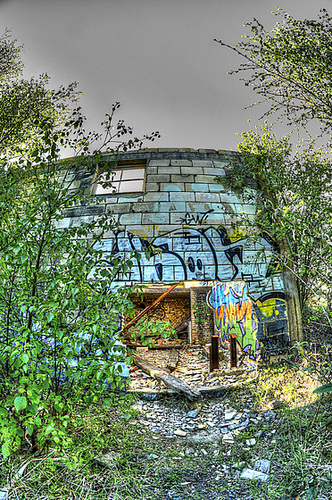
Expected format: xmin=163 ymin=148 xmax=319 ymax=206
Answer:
xmin=240 ymin=468 xmax=269 ymax=482
xmin=246 ymin=438 xmax=256 ymax=447
xmin=187 ymin=409 xmax=200 ymax=418
xmin=133 ymin=356 xmax=200 ymax=400
xmin=225 ymin=409 xmax=237 ymax=421
xmin=254 ymin=459 xmax=270 ymax=474
xmin=167 ymin=348 xmax=179 ymax=372
xmin=174 ymin=430 xmax=187 ymax=437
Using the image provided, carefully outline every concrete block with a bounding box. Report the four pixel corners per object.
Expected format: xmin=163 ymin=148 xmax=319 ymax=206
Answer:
xmin=195 ymin=192 xmax=220 ymax=203
xmin=146 ymin=174 xmax=171 ymax=183
xmin=185 ymin=183 xmax=209 ymax=192
xmin=171 ymin=159 xmax=192 ymax=166
xmin=119 ymin=213 xmax=142 ymax=225
xmin=143 ymin=192 xmax=165 ymax=202
xmin=170 ymin=212 xmax=187 ymax=224
xmin=149 ymin=159 xmax=170 ymax=167
xmin=158 ymin=166 xmax=180 ymax=174
xmin=181 ymin=166 xmax=204 ymax=175
xmin=160 ymin=182 xmax=185 ymax=191
xmin=109 ymin=203 xmax=131 ymax=214
xmin=154 ymin=224 xmax=179 ymax=236
xmin=195 ymin=175 xmax=217 ymax=184
xmin=170 ymin=191 xmax=195 ymax=202
xmin=132 ymin=202 xmax=157 ymax=213
xmin=209 ymin=183 xmax=225 ymax=192
xmin=142 ymin=212 xmax=170 ymax=224
xmin=171 ymin=174 xmax=195 ymax=183
xmin=192 ymin=160 xmax=212 ymax=167
xmin=220 ymin=192 xmax=242 ymax=204
xmin=204 ymin=167 xmax=226 ymax=176
xmin=144 ymin=182 xmax=159 ymax=192
xmin=159 ymin=201 xmax=186 ymax=212
xmin=146 ymin=166 xmax=158 ymax=174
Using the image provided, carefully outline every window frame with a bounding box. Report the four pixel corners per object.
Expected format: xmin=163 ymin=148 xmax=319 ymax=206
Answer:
xmin=92 ymin=161 xmax=146 ymax=196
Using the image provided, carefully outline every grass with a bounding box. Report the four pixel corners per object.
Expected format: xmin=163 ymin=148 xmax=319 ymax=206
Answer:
xmin=0 ymin=350 xmax=331 ymax=499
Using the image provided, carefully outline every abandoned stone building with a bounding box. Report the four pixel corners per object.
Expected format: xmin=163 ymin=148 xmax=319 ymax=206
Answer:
xmin=62 ymin=148 xmax=302 ymax=366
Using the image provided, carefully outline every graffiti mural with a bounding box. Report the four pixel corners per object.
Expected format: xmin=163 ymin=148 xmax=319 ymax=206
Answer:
xmin=252 ymin=292 xmax=289 ymax=358
xmin=96 ymin=222 xmax=281 ymax=293
xmin=207 ymin=281 xmax=260 ymax=363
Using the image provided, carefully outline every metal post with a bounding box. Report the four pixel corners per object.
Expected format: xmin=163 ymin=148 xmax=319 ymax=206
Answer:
xmin=210 ymin=335 xmax=219 ymax=372
xmin=230 ymin=333 xmax=237 ymax=368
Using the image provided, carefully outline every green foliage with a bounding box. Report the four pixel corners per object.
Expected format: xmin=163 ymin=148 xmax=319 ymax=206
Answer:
xmin=216 ymin=8 xmax=332 ymax=134
xmin=0 ymin=31 xmax=161 ymax=460
xmin=221 ymin=126 xmax=332 ymax=311
xmin=131 ymin=318 xmax=177 ymax=345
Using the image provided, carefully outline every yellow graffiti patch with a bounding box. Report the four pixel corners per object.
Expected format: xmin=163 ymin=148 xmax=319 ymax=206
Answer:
xmin=256 ymin=298 xmax=279 ymax=317
xmin=228 ymin=227 xmax=247 ymax=242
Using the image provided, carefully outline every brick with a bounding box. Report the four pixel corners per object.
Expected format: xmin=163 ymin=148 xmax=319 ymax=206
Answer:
xmin=149 ymin=159 xmax=170 ymax=167
xmin=195 ymin=175 xmax=216 ymax=184
xmin=143 ymin=192 xmax=164 ymax=202
xmin=132 ymin=202 xmax=157 ymax=213
xmin=146 ymin=166 xmax=158 ymax=174
xmin=119 ymin=213 xmax=142 ymax=225
xmin=220 ymin=192 xmax=242 ymax=203
xmin=159 ymin=201 xmax=186 ymax=212
xmin=170 ymin=159 xmax=192 ymax=166
xmin=185 ymin=183 xmax=209 ymax=192
xmin=171 ymin=174 xmax=195 ymax=183
xmin=170 ymin=191 xmax=195 ymax=202
xmin=214 ymin=160 xmax=230 ymax=168
xmin=158 ymin=166 xmax=180 ymax=174
xmin=204 ymin=167 xmax=226 ymax=176
xmin=146 ymin=174 xmax=171 ymax=183
xmin=170 ymin=212 xmax=187 ymax=224
xmin=195 ymin=192 xmax=220 ymax=203
xmin=144 ymin=182 xmax=159 ymax=192
xmin=160 ymin=182 xmax=185 ymax=191
xmin=142 ymin=212 xmax=170 ymax=224
xmin=192 ymin=160 xmax=212 ymax=167
xmin=154 ymin=224 xmax=179 ymax=236
xmin=109 ymin=203 xmax=131 ymax=214
xmin=181 ymin=166 xmax=203 ymax=175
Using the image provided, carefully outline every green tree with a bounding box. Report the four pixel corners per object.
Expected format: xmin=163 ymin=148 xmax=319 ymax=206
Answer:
xmin=0 ymin=29 xmax=79 ymax=156
xmin=0 ymin=33 xmax=160 ymax=460
xmin=215 ymin=8 xmax=332 ymax=134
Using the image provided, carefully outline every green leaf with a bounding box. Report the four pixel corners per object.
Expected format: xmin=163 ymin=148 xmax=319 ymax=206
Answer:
xmin=2 ymin=442 xmax=10 ymax=459
xmin=14 ymin=396 xmax=27 ymax=412
xmin=313 ymin=382 xmax=332 ymax=394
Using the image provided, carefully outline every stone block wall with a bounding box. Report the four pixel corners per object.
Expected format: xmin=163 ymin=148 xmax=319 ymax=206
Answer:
xmin=61 ymin=148 xmax=293 ymax=355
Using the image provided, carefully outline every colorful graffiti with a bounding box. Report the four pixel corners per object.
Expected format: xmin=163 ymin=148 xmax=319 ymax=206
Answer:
xmin=97 ymin=222 xmax=281 ymax=292
xmin=207 ymin=281 xmax=260 ymax=363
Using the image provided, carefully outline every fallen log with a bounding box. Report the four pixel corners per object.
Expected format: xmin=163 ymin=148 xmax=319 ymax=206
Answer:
xmin=133 ymin=356 xmax=200 ymax=401
xmin=166 ymin=348 xmax=179 ymax=372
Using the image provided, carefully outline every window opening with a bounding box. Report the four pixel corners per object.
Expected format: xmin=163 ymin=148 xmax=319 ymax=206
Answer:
xmin=95 ymin=166 xmax=145 ymax=195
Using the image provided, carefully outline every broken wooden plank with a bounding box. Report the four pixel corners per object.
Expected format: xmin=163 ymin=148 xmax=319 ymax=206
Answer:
xmin=133 ymin=356 xmax=200 ymax=400
xmin=166 ymin=348 xmax=179 ymax=372
xmin=175 ymin=318 xmax=190 ymax=334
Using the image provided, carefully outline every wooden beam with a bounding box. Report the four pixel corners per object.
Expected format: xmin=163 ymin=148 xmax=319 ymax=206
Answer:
xmin=133 ymin=356 xmax=200 ymax=400
xmin=123 ymin=282 xmax=181 ymax=333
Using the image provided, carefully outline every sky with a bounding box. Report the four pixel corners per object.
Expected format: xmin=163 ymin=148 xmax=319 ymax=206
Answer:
xmin=1 ymin=0 xmax=332 ymax=154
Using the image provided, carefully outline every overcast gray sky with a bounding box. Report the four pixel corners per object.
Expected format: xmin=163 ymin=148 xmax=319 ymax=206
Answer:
xmin=1 ymin=0 xmax=332 ymax=153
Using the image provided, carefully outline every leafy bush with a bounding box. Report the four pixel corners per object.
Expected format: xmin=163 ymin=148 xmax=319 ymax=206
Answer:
xmin=0 ymin=117 xmax=145 ymax=459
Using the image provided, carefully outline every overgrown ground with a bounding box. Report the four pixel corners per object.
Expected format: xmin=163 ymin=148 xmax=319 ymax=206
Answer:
xmin=0 ymin=352 xmax=331 ymax=500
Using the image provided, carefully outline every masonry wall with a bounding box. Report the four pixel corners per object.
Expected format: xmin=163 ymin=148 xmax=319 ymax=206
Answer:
xmin=62 ymin=149 xmax=292 ymax=357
